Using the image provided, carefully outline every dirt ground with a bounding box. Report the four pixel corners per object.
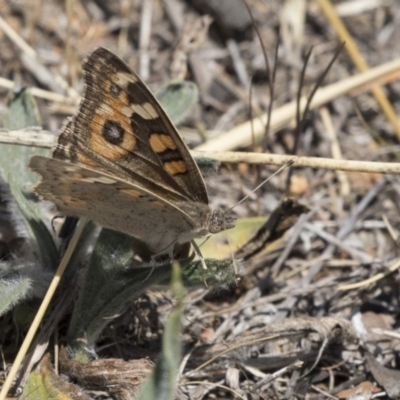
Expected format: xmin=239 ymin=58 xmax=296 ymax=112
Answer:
xmin=1 ymin=0 xmax=400 ymax=399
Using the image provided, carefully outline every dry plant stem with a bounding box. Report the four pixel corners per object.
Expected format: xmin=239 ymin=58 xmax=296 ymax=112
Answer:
xmin=0 ymin=56 xmax=399 ymax=146
xmin=304 ymin=222 xmax=372 ymax=263
xmin=0 ymin=128 xmax=53 ymax=147
xmin=240 ymin=213 xmax=311 ymax=307
xmin=205 ymin=273 xmax=338 ymax=319
xmin=15 ymin=290 xmax=74 ymax=391
xmin=315 ymin=0 xmax=400 ymax=140
xmin=273 ymin=179 xmax=386 ymax=322
xmin=227 ymin=39 xmax=250 ymax=89
xmin=250 ymin=360 xmax=304 ymax=391
xmin=0 ymin=77 xmax=71 ymax=103
xmin=192 ymin=151 xmax=400 ymax=175
xmin=372 ymin=329 xmax=400 ymax=341
xmin=2 ymin=128 xmax=400 ymax=176
xmin=186 ymin=318 xmax=351 ymax=376
xmin=195 ymin=57 xmax=400 ymax=152
xmin=117 ymin=1 xmax=131 ymax=52
xmin=139 ymin=0 xmax=153 ymax=80
xmin=188 ymin=335 xmax=281 ymax=375
xmin=0 ymin=15 xmax=78 ymax=100
xmin=22 ymin=53 xmax=67 ymax=94
xmin=311 ymin=384 xmax=338 ymax=400
xmin=270 ymin=214 xmax=311 ymax=278
xmin=242 ymin=0 xmax=275 ymax=152
xmin=319 ymin=107 xmax=350 ymax=196
xmin=382 ymin=214 xmax=398 ymax=244
xmin=65 ymin=0 xmax=75 ymax=88
xmin=0 ymin=218 xmax=89 ymax=400
xmin=338 ymin=258 xmax=400 ymax=291
xmin=181 ymin=381 xmax=245 ymax=400
xmin=0 ymin=15 xmax=36 ymax=58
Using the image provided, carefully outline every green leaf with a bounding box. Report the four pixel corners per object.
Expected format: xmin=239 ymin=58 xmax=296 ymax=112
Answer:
xmin=8 ymin=175 xmax=58 ymax=270
xmin=67 ymin=222 xmax=237 ymax=350
xmin=197 ymin=216 xmax=267 ymax=259
xmin=3 ymin=87 xmax=42 ymax=129
xmin=67 ymin=229 xmax=172 ymax=348
xmin=156 ymin=80 xmax=199 ymax=125
xmin=0 ymin=87 xmax=47 ymax=192
xmin=0 ymin=261 xmax=32 ymax=316
xmin=137 ymin=264 xmax=184 ymax=400
xmin=0 ymin=88 xmax=57 ymax=271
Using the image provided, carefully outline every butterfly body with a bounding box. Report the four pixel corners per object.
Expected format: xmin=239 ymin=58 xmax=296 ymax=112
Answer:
xmin=29 ymin=48 xmax=234 ymax=257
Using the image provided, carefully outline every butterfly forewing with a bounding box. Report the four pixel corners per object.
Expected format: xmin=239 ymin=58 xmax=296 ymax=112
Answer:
xmin=54 ymin=47 xmax=208 ymax=205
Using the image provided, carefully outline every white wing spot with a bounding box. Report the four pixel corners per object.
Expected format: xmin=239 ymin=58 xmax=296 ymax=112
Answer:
xmin=130 ymin=102 xmax=158 ymax=119
xmin=116 ymin=71 xmax=137 ymax=87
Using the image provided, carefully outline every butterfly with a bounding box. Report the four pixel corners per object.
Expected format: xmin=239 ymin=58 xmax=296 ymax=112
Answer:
xmin=29 ymin=47 xmax=235 ymax=259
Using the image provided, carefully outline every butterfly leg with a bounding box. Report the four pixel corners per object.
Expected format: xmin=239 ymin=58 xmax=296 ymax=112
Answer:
xmin=190 ymin=240 xmax=207 ymax=270
xmin=142 ymin=258 xmax=156 ymax=282
xmin=142 ymin=242 xmax=176 ymax=282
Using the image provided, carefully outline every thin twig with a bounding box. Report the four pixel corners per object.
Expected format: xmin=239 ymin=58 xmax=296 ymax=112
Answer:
xmin=195 ymin=57 xmax=400 ymax=152
xmin=0 ymin=219 xmax=89 ymax=400
xmin=316 ymin=0 xmax=400 ymax=140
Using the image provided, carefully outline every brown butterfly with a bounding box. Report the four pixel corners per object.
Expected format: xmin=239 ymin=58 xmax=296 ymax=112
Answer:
xmin=29 ymin=47 xmax=234 ymax=258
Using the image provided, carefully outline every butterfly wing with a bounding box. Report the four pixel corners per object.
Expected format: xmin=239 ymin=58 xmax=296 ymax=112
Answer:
xmin=29 ymin=156 xmax=210 ymax=254
xmin=53 ymin=47 xmax=208 ymax=205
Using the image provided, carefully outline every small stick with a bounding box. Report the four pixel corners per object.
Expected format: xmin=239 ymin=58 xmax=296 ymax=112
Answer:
xmin=0 ymin=218 xmax=89 ymax=400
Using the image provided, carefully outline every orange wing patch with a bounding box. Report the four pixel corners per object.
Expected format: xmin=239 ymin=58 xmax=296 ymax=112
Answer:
xmin=164 ymin=160 xmax=188 ymax=175
xmin=149 ymin=133 xmax=177 ymax=153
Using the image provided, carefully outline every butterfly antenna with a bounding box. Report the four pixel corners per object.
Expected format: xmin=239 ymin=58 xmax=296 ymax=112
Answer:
xmin=225 ymin=160 xmax=294 ymax=215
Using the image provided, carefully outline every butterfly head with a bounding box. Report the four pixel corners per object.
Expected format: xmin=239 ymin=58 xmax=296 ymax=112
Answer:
xmin=208 ymin=208 xmax=235 ymax=234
